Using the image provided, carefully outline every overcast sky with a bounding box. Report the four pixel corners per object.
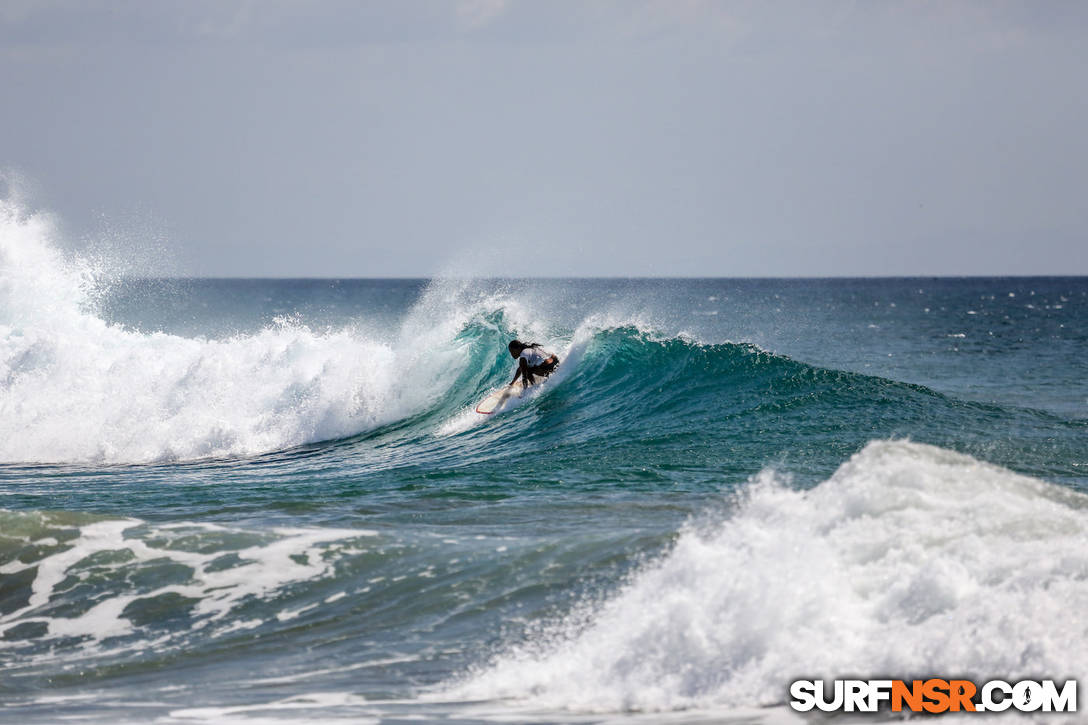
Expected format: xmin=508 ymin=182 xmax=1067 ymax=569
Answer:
xmin=2 ymin=1 xmax=1086 ymax=277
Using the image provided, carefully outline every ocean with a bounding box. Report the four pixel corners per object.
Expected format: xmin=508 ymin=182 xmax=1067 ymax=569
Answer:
xmin=1 ymin=200 xmax=1087 ymax=723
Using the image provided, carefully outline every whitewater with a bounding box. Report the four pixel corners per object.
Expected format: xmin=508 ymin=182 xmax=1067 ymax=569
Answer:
xmin=2 ymin=196 xmax=1087 ymax=723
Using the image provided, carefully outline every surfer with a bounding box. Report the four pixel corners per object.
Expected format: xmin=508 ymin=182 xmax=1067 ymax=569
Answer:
xmin=508 ymin=340 xmax=559 ymax=388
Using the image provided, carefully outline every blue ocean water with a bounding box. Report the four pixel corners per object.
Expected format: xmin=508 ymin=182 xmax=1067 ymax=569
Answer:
xmin=1 ymin=201 xmax=1087 ymax=723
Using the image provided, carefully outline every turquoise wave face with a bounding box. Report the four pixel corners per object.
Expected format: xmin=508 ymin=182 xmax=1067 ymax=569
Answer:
xmin=306 ymin=322 xmax=1086 ymax=494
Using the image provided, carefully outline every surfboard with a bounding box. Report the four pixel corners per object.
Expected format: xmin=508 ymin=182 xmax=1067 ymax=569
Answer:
xmin=475 ymin=380 xmax=542 ymax=415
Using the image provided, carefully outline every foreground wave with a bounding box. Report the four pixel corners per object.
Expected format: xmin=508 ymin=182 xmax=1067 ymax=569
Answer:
xmin=448 ymin=440 xmax=1088 ymax=713
xmin=2 ymin=441 xmax=1086 ymax=720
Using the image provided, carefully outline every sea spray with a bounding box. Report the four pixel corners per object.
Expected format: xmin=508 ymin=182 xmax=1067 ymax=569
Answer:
xmin=0 ymin=199 xmax=490 ymax=463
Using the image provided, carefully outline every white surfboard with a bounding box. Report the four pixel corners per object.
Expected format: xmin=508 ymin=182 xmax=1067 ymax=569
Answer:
xmin=474 ymin=380 xmax=543 ymax=415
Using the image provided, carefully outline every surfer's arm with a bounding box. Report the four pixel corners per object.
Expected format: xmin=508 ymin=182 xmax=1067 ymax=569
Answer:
xmin=512 ymin=357 xmax=533 ymax=387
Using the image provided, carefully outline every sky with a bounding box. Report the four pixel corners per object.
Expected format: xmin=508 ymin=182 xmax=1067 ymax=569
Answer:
xmin=1 ymin=1 xmax=1086 ymax=277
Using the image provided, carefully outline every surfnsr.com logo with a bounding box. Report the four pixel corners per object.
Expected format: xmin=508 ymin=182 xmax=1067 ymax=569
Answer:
xmin=790 ymin=679 xmax=1077 ymax=714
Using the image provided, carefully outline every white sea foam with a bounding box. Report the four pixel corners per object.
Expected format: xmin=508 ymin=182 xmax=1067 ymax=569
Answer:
xmin=0 ymin=514 xmax=376 ymax=653
xmin=449 ymin=440 xmax=1088 ymax=713
xmin=0 ymin=199 xmax=496 ymax=463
